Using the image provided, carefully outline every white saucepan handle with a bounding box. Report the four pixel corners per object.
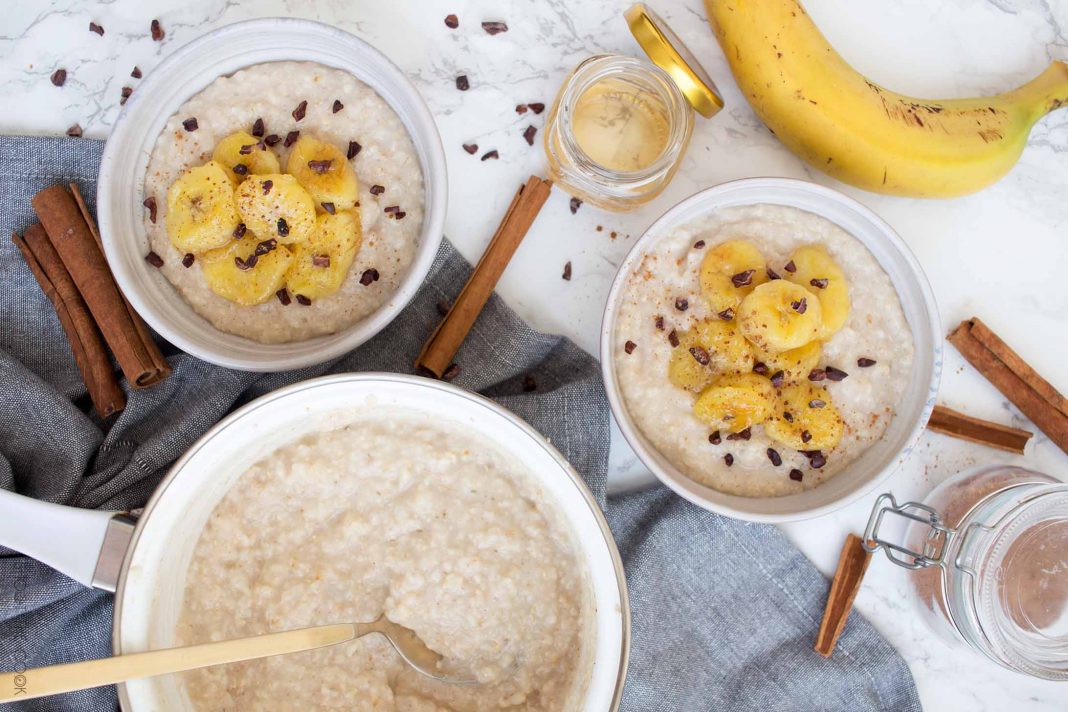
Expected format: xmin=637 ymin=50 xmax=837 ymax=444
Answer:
xmin=0 ymin=489 xmax=135 ymax=592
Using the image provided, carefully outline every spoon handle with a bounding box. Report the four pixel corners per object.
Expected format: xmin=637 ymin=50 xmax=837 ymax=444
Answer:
xmin=1 ymin=623 xmax=356 ymax=702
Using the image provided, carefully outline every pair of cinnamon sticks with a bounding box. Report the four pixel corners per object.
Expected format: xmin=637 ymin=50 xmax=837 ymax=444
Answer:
xmin=12 ymin=184 xmax=171 ymax=417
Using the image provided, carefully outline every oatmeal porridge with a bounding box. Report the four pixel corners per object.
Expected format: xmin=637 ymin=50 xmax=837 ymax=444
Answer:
xmin=176 ymin=414 xmax=593 ymax=711
xmin=142 ymin=61 xmax=424 ymax=343
xmin=613 ymin=204 xmax=914 ymax=497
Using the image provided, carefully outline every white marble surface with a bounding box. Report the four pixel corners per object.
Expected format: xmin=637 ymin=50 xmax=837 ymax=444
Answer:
xmin=3 ymin=0 xmax=1067 ymax=708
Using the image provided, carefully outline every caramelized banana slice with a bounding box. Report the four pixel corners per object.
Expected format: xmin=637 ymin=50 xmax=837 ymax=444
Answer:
xmin=201 ymin=238 xmax=294 ymax=306
xmin=212 ymin=131 xmax=281 ymax=184
xmin=693 ymin=373 xmax=776 ymax=433
xmin=234 ymin=174 xmax=316 ymax=246
xmin=287 ymin=135 xmax=359 ymax=211
xmin=751 ymin=340 xmax=822 ymax=384
xmin=737 ymin=281 xmax=823 ymax=354
xmin=285 ymin=210 xmax=362 ymax=300
xmin=764 ymin=382 xmax=844 ymax=451
xmin=165 ymin=160 xmax=240 ymax=254
xmin=784 ymin=245 xmax=850 ymax=339
xmin=667 ymin=319 xmax=754 ymax=392
xmin=699 ymin=239 xmax=768 ymax=314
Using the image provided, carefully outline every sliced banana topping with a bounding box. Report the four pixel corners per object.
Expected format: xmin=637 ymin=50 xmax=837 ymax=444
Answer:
xmin=693 ymin=373 xmax=776 ymax=433
xmin=764 ymin=382 xmax=844 ymax=451
xmin=234 ymin=174 xmax=317 ymax=246
xmin=737 ymin=280 xmax=823 ymax=353
xmin=212 ymin=131 xmax=281 ymax=184
xmin=751 ymin=339 xmax=822 ymax=385
xmin=667 ymin=319 xmax=754 ymax=392
xmin=286 ymin=210 xmax=363 ymax=301
xmin=165 ymin=160 xmax=241 ymax=254
xmin=783 ymin=245 xmax=850 ymax=339
xmin=699 ymin=239 xmax=768 ymax=314
xmin=201 ymin=238 xmax=294 ymax=306
xmin=287 ymin=135 xmax=360 ymax=211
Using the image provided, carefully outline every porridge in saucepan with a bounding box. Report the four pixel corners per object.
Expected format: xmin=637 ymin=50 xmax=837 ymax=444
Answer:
xmin=176 ymin=414 xmax=593 ymax=710
xmin=142 ymin=61 xmax=424 ymax=343
xmin=613 ymin=204 xmax=914 ymax=497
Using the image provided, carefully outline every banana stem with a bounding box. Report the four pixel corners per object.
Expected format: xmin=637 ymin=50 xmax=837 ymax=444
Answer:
xmin=1007 ymin=60 xmax=1068 ymax=119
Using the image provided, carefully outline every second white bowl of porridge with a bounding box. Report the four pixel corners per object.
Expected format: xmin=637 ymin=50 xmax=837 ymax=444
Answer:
xmin=602 ymin=178 xmax=941 ymax=522
xmin=97 ymin=19 xmax=447 ymax=370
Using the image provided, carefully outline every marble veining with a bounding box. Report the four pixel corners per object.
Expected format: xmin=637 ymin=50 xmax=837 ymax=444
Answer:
xmin=2 ymin=1 xmax=1067 ymax=709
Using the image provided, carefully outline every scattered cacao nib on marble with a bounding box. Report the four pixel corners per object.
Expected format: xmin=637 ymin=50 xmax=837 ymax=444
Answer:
xmin=143 ymin=196 xmax=157 ymax=223
xmin=292 ymin=100 xmax=308 ymax=122
xmin=359 ymin=268 xmax=380 ymax=285
xmin=766 ymin=267 xmax=781 ymax=280
xmin=144 ymin=251 xmax=163 ymax=268
xmin=709 ymin=431 xmax=721 ymax=445
xmin=262 ymin=179 xmax=273 ymax=195
xmin=120 ymin=86 xmax=133 ymax=105
xmin=276 ymin=217 xmax=289 ymax=237
xmin=693 ymin=240 xmax=706 ymax=249
xmin=689 ymin=346 xmax=710 ymax=365
xmin=523 ymin=125 xmax=537 ymax=145
xmin=724 ymin=453 xmax=734 ymax=467
xmin=251 ymin=117 xmax=264 ymax=137
xmin=858 ymin=357 xmax=877 ymax=368
xmin=295 ymin=294 xmax=312 ymax=306
xmin=462 ymin=143 xmax=478 ymax=154
xmin=625 ymin=340 xmax=637 ymax=354
xmin=66 ymin=124 xmax=83 ymax=138
xmin=668 ymin=329 xmax=680 ymax=347
xmin=801 ymin=430 xmax=812 ymax=443
xmin=131 ymin=66 xmax=142 ymax=79
xmin=321 ymin=202 xmax=336 ymax=214
xmin=332 ymin=99 xmax=344 ymax=113
xmin=516 ymin=104 xmax=528 ymax=114
xmin=182 ymin=117 xmax=198 ymax=132
xmin=562 ymin=261 xmax=572 ymax=281
xmin=570 ymin=197 xmax=582 ymax=214
xmin=789 ymin=469 xmax=804 ymax=482
xmin=655 ymin=315 xmax=665 ymax=331
xmin=308 ymin=159 xmax=333 ymax=174
xmin=264 ymin=134 xmax=281 ymax=146
xmin=675 ymin=297 xmax=688 ymax=311
xmin=254 ymin=238 xmax=277 ymax=256
xmin=522 ymin=375 xmax=537 ymax=392
xmin=150 ymin=19 xmax=164 ymax=41
xmin=276 ymin=288 xmax=291 ymax=305
xmin=825 ymin=366 xmax=849 ymax=381
xmin=182 ymin=253 xmax=194 ymax=268
xmin=312 ymin=254 xmax=330 ymax=268
xmin=717 ymin=308 xmax=734 ymax=321
xmin=481 ymin=149 xmax=499 ymax=161
xmin=784 ymin=260 xmax=796 ymax=273
xmin=809 ymin=399 xmax=826 ymax=409
xmin=731 ymin=269 xmax=754 ymax=288
xmin=481 ymin=21 xmax=508 ymax=34
xmin=770 ymin=370 xmax=785 ymax=388
xmin=444 ymin=14 xmax=459 ymax=28
xmin=347 ymin=140 xmax=361 ymax=159
xmin=370 ymin=184 xmax=385 ymax=195
xmin=89 ymin=22 xmax=104 ymax=36
xmin=767 ymin=448 xmax=782 ymax=466
xmin=232 ymin=223 xmax=246 ymax=238
xmin=436 ymin=300 xmax=451 ymax=317
xmin=233 ymin=164 xmax=249 ymax=176
xmin=455 ymin=75 xmax=470 ymax=91
xmin=809 ymin=277 xmax=829 ymax=289
xmin=808 ymin=368 xmax=826 ymax=382
xmin=284 ymin=130 xmax=300 ymax=147
xmin=528 ymin=102 xmax=545 ymax=114
xmin=727 ymin=427 xmax=752 ymax=441
xmin=753 ymin=362 xmax=768 ymax=375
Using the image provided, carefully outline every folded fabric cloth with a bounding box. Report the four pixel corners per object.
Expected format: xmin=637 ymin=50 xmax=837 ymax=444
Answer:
xmin=0 ymin=137 xmax=920 ymax=712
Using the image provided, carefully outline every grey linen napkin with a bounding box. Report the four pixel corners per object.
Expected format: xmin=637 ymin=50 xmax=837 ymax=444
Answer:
xmin=0 ymin=136 xmax=920 ymax=712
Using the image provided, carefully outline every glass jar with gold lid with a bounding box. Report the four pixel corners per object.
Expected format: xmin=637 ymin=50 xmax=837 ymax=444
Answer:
xmin=543 ymin=4 xmax=723 ymax=211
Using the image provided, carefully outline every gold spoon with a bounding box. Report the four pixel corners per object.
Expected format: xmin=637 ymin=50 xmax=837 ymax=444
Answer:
xmin=1 ymin=614 xmax=473 ymax=703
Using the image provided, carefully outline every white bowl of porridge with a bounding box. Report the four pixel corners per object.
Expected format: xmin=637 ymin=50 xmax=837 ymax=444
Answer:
xmin=99 ymin=374 xmax=628 ymax=710
xmin=97 ymin=19 xmax=446 ymax=370
xmin=602 ymin=178 xmax=941 ymax=522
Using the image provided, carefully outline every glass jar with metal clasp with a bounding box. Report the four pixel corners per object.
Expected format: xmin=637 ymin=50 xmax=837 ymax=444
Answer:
xmin=864 ymin=465 xmax=1068 ymax=680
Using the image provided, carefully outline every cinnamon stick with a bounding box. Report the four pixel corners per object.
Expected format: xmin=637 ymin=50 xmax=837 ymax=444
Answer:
xmin=926 ymin=404 xmax=1032 ymax=454
xmin=948 ymin=318 xmax=1068 ymax=455
xmin=416 ymin=176 xmax=552 ymax=377
xmin=12 ymin=227 xmax=125 ymax=418
xmin=31 ymin=184 xmax=170 ymax=388
xmin=814 ymin=533 xmax=872 ymax=658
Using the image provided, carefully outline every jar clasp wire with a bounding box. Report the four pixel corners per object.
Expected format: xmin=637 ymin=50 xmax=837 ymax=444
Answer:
xmin=863 ymin=493 xmax=957 ymax=570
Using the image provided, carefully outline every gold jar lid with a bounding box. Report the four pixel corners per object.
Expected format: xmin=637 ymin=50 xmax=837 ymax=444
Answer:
xmin=625 ymin=3 xmax=723 ymax=118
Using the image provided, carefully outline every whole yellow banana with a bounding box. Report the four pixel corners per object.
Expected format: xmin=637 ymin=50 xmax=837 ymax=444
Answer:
xmin=704 ymin=0 xmax=1068 ymax=197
